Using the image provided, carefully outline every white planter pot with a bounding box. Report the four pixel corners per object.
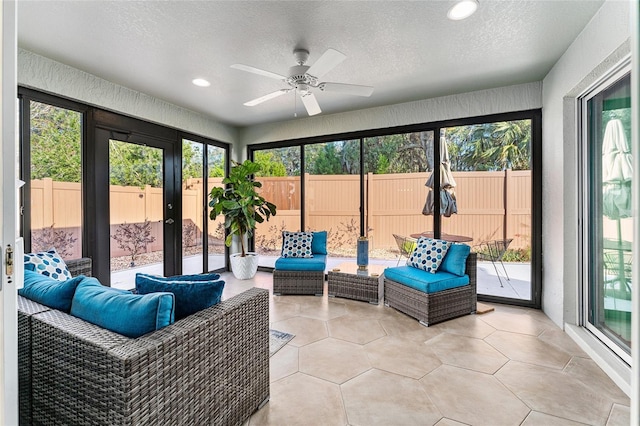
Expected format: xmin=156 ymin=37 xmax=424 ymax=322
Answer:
xmin=229 ymin=252 xmax=259 ymax=280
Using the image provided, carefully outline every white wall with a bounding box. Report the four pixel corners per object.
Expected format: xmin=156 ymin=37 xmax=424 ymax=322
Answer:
xmin=542 ymin=0 xmax=630 ymax=328
xmin=18 ymin=49 xmax=238 ymax=145
xmin=1 ymin=1 xmax=19 ymax=424
xmin=239 ymin=82 xmax=542 ymax=147
xmin=541 ymin=0 xmax=632 ymax=396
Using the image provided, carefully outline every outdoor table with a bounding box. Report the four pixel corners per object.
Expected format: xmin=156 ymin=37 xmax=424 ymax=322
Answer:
xmin=410 ymin=231 xmax=473 ymax=243
xmin=327 ymin=262 xmax=386 ymax=304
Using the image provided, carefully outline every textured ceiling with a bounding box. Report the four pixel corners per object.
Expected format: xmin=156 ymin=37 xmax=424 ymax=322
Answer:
xmin=18 ymin=1 xmax=605 ymax=127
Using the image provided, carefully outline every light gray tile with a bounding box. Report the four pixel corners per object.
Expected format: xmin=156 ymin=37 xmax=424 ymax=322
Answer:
xmin=421 ymin=365 xmax=530 ymax=426
xmin=425 ymin=333 xmax=508 ymax=374
xmin=485 ymin=330 xmax=572 ymax=369
xmin=250 ymin=373 xmax=347 ymax=426
xmin=299 ymin=338 xmax=371 ymax=384
xmin=327 ymin=315 xmax=387 ymax=344
xmin=365 ymin=336 xmax=441 ymax=379
xmin=271 ymin=316 xmax=328 ymax=347
xmin=342 ymin=369 xmax=442 ymax=426
xmin=606 ymin=403 xmax=630 ymax=426
xmin=521 ymin=411 xmax=589 ymax=425
xmin=496 ymin=361 xmax=615 ymax=425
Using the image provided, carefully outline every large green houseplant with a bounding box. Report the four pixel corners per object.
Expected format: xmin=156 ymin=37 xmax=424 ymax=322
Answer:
xmin=209 ymin=159 xmax=277 ymax=279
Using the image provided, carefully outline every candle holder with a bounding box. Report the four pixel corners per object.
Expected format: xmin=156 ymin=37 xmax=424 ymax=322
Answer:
xmin=357 ymin=236 xmax=369 ymax=270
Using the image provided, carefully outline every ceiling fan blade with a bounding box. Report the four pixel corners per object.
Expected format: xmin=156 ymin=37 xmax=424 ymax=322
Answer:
xmin=244 ymin=89 xmax=291 ymax=106
xmin=319 ymin=82 xmax=374 ymax=97
xmin=300 ymin=93 xmax=322 ymax=116
xmin=307 ymin=48 xmax=346 ymax=78
xmin=231 ymin=64 xmax=286 ymax=81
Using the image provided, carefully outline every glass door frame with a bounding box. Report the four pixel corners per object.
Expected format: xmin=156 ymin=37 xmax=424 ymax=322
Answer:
xmin=578 ymin=58 xmax=632 ymax=364
xmin=179 ymin=133 xmax=230 ymax=274
xmin=247 ymin=109 xmax=542 ymax=308
xmin=92 ymin=110 xmax=179 ymax=286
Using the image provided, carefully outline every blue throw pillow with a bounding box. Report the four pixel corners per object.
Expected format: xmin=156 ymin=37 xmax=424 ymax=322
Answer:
xmin=19 ymin=269 xmax=85 ymax=312
xmin=312 ymin=231 xmax=328 ymax=255
xmin=24 ymin=248 xmax=72 ymax=281
xmin=71 ymin=278 xmax=175 ymax=338
xmin=141 ymin=272 xmax=221 ymax=282
xmin=407 ymin=237 xmax=451 ymax=273
xmin=439 ymin=243 xmax=471 ymax=277
xmin=135 ymin=274 xmax=225 ymax=320
xmin=281 ymin=231 xmax=314 ymax=258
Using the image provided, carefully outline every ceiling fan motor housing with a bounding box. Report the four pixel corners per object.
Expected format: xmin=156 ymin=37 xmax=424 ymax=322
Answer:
xmin=287 ymin=64 xmax=317 ymax=92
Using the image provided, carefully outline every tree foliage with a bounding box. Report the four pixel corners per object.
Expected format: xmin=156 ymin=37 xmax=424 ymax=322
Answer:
xmin=254 ymin=151 xmax=287 ymax=177
xmin=109 ymin=140 xmax=163 ymax=188
xmin=30 ymin=102 xmax=82 ymax=182
xmin=255 ymin=121 xmax=531 ymax=177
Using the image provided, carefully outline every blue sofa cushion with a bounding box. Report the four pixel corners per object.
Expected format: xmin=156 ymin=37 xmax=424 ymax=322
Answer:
xmin=275 ymin=254 xmax=327 ymax=271
xmin=19 ymin=269 xmax=85 ymax=312
xmin=439 ymin=243 xmax=471 ymax=277
xmin=71 ymin=278 xmax=175 ymax=338
xmin=312 ymin=231 xmax=328 ymax=255
xmin=407 ymin=237 xmax=451 ymax=273
xmin=166 ymin=272 xmax=221 ymax=281
xmin=135 ymin=274 xmax=225 ymax=320
xmin=384 ymin=266 xmax=469 ymax=294
xmin=24 ymin=248 xmax=72 ymax=281
xmin=282 ymin=231 xmax=314 ymax=258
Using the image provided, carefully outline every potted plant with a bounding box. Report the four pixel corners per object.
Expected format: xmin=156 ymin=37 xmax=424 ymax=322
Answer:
xmin=209 ymin=159 xmax=277 ymax=279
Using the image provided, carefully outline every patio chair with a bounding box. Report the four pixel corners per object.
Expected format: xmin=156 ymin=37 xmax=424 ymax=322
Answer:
xmin=393 ymin=234 xmax=418 ymax=266
xmin=474 ymin=239 xmax=513 ymax=287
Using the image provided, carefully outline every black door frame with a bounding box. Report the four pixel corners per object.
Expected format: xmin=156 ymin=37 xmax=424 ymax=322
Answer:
xmin=91 ymin=109 xmax=180 ymax=285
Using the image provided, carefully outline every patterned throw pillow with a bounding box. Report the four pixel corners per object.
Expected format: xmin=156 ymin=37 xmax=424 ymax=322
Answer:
xmin=407 ymin=237 xmax=452 ymax=273
xmin=281 ymin=231 xmax=314 ymax=258
xmin=24 ymin=248 xmax=72 ymax=282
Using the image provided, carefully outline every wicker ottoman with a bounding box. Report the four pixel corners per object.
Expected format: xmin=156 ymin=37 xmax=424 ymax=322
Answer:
xmin=327 ymin=263 xmax=385 ymax=304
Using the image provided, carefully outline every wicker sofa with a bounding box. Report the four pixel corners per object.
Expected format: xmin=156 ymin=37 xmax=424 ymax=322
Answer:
xmin=384 ymin=252 xmax=477 ymax=326
xmin=18 ymin=258 xmax=269 ymax=426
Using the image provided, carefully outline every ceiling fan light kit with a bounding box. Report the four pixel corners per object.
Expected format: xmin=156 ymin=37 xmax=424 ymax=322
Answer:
xmin=232 ymin=47 xmax=374 ymax=117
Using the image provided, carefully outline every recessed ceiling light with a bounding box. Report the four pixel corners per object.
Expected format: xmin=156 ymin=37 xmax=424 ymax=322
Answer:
xmin=192 ymin=78 xmax=211 ymax=87
xmin=447 ymin=0 xmax=478 ymax=20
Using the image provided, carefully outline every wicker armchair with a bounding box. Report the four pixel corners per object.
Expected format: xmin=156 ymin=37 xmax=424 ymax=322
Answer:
xmin=384 ymin=252 xmax=477 ymax=326
xmin=18 ymin=258 xmax=270 ymax=426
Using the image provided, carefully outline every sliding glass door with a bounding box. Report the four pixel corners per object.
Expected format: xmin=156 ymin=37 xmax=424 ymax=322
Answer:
xmin=581 ymin=63 xmax=632 ymax=362
xmin=248 ymin=111 xmax=541 ymax=307
xmin=253 ymin=147 xmax=302 ymax=268
xmin=441 ymin=121 xmax=534 ymax=302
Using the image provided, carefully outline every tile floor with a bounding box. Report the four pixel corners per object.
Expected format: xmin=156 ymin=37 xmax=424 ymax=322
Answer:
xmin=223 ymin=271 xmax=629 ymax=426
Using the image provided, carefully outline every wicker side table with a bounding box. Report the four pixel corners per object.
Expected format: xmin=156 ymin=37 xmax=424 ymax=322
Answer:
xmin=327 ymin=263 xmax=386 ymax=304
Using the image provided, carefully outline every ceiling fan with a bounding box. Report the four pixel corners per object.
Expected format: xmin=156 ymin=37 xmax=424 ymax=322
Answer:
xmin=231 ymin=48 xmax=374 ymax=116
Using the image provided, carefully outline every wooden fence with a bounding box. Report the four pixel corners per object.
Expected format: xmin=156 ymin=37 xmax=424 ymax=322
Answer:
xmin=30 ymin=171 xmax=532 ymax=259
xmin=256 ymin=170 xmax=532 ymax=251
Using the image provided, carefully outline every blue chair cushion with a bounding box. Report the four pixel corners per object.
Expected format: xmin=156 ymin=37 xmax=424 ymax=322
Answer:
xmin=275 ymin=254 xmax=327 ymax=271
xmin=23 ymin=248 xmax=72 ymax=281
xmin=71 ymin=278 xmax=175 ymax=338
xmin=135 ymin=274 xmax=225 ymax=320
xmin=312 ymin=231 xmax=328 ymax=255
xmin=439 ymin=243 xmax=471 ymax=277
xmin=384 ymin=266 xmax=469 ymax=294
xmin=19 ymin=269 xmax=85 ymax=312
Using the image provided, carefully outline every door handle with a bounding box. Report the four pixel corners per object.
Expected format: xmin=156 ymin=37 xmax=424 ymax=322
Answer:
xmin=165 ymin=218 xmax=175 ymax=224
